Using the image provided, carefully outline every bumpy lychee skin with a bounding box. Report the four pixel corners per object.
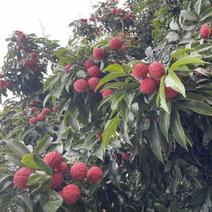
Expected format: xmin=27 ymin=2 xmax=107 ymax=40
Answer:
xmin=109 ymin=37 xmax=123 ymax=50
xmin=88 ymin=77 xmax=100 ymax=91
xmin=59 ymin=162 xmax=68 ymax=174
xmin=149 ymin=62 xmax=165 ymax=79
xmin=132 ymin=63 xmax=149 ymax=79
xmin=64 ymin=64 xmax=72 ymax=73
xmin=86 ymin=166 xmax=103 ymax=184
xmin=42 ymin=108 xmax=50 ymax=116
xmin=60 ymin=184 xmax=81 ymax=204
xmin=101 ymin=89 xmax=113 ymax=98
xmin=200 ymin=24 xmax=211 ymax=39
xmin=43 ymin=151 xmax=63 ymax=170
xmin=73 ymin=79 xmax=88 ymax=93
xmin=84 ymin=59 xmax=95 ymax=69
xmin=70 ymin=162 xmax=87 ymax=181
xmin=165 ymin=87 xmax=177 ymax=99
xmin=87 ymin=66 xmax=100 ymax=77
xmin=139 ymin=78 xmax=157 ymax=94
xmin=93 ymin=48 xmax=106 ymax=60
xmin=13 ymin=167 xmax=34 ymax=189
xmin=29 ymin=117 xmax=37 ymax=125
xmin=51 ymin=171 xmax=64 ymax=189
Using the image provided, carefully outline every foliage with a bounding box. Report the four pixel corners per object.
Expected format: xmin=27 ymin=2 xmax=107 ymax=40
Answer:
xmin=0 ymin=0 xmax=212 ymax=211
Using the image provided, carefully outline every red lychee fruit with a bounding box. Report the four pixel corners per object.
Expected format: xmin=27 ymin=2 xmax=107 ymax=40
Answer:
xmin=0 ymin=73 xmax=4 ymax=78
xmin=93 ymin=48 xmax=106 ymax=60
xmin=51 ymin=171 xmax=64 ymax=189
xmin=200 ymin=24 xmax=211 ymax=39
xmin=36 ymin=113 xmax=46 ymax=121
xmin=31 ymin=107 xmax=37 ymax=113
xmin=58 ymin=162 xmax=68 ymax=174
xmin=84 ymin=59 xmax=95 ymax=69
xmin=132 ymin=63 xmax=149 ymax=79
xmin=13 ymin=167 xmax=34 ymax=189
xmin=60 ymin=184 xmax=81 ymax=204
xmin=27 ymin=52 xmax=38 ymax=66
xmin=43 ymin=151 xmax=63 ymax=170
xmin=109 ymin=37 xmax=123 ymax=50
xmin=0 ymin=79 xmax=6 ymax=89
xmin=111 ymin=8 xmax=117 ymax=15
xmin=121 ymin=152 xmax=130 ymax=160
xmin=149 ymin=62 xmax=165 ymax=80
xmin=64 ymin=64 xmax=72 ymax=73
xmin=88 ymin=77 xmax=100 ymax=91
xmin=70 ymin=162 xmax=87 ymax=181
xmin=73 ymin=79 xmax=88 ymax=93
xmin=139 ymin=78 xmax=157 ymax=94
xmin=29 ymin=117 xmax=37 ymax=125
xmin=165 ymin=87 xmax=177 ymax=99
xmin=86 ymin=166 xmax=103 ymax=184
xmin=87 ymin=65 xmax=100 ymax=77
xmin=101 ymin=89 xmax=113 ymax=98
xmin=42 ymin=108 xmax=50 ymax=116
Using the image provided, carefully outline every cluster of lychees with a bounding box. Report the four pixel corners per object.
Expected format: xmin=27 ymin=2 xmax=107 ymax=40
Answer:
xmin=66 ymin=36 xmax=127 ymax=98
xmin=29 ymin=107 xmax=51 ymax=125
xmin=111 ymin=8 xmax=134 ymax=21
xmin=132 ymin=62 xmax=178 ymax=99
xmin=13 ymin=151 xmax=103 ymax=205
xmin=200 ymin=23 xmax=212 ymax=39
xmin=14 ymin=31 xmax=39 ymax=70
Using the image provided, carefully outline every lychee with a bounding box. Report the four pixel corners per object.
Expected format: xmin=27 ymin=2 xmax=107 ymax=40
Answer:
xmin=73 ymin=79 xmax=88 ymax=93
xmin=93 ymin=48 xmax=106 ymax=60
xmin=149 ymin=62 xmax=165 ymax=79
xmin=0 ymin=79 xmax=6 ymax=89
xmin=88 ymin=77 xmax=100 ymax=91
xmin=132 ymin=63 xmax=149 ymax=79
xmin=87 ymin=66 xmax=100 ymax=77
xmin=43 ymin=151 xmax=63 ymax=170
xmin=60 ymin=184 xmax=81 ymax=204
xmin=13 ymin=167 xmax=34 ymax=189
xmin=165 ymin=87 xmax=177 ymax=99
xmin=29 ymin=117 xmax=37 ymax=125
xmin=101 ymin=89 xmax=113 ymax=97
xmin=51 ymin=171 xmax=64 ymax=189
xmin=70 ymin=162 xmax=87 ymax=181
xmin=59 ymin=162 xmax=68 ymax=174
xmin=31 ymin=107 xmax=37 ymax=113
xmin=200 ymin=24 xmax=211 ymax=39
xmin=109 ymin=37 xmax=123 ymax=50
xmin=139 ymin=78 xmax=157 ymax=94
xmin=36 ymin=113 xmax=46 ymax=121
xmin=86 ymin=166 xmax=103 ymax=184
xmin=84 ymin=59 xmax=95 ymax=69
xmin=42 ymin=108 xmax=50 ymax=116
xmin=64 ymin=64 xmax=72 ymax=73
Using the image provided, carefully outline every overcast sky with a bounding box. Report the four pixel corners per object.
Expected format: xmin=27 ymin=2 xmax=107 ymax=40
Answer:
xmin=0 ymin=0 xmax=99 ymax=66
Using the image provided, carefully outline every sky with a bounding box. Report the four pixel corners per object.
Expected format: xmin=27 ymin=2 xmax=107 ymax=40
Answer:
xmin=0 ymin=0 xmax=99 ymax=66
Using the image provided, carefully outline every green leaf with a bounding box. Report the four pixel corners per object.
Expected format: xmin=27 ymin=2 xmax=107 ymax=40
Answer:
xmin=179 ymin=100 xmax=212 ymax=116
xmin=159 ymin=104 xmax=171 ymax=139
xmin=159 ymin=76 xmax=169 ymax=113
xmin=35 ymin=135 xmax=52 ymax=155
xmin=27 ymin=172 xmax=50 ymax=186
xmin=102 ymin=114 xmax=121 ymax=149
xmin=34 ymin=157 xmax=53 ymax=175
xmin=149 ymin=120 xmax=164 ymax=163
xmin=6 ymin=140 xmax=30 ymax=156
xmin=95 ymin=72 xmax=126 ymax=90
xmin=103 ymin=64 xmax=124 ymax=73
xmin=165 ymin=71 xmax=186 ymax=97
xmin=21 ymin=154 xmax=39 ymax=169
xmin=42 ymin=191 xmax=63 ymax=212
xmin=170 ymin=109 xmax=187 ymax=150
xmin=171 ymin=48 xmax=193 ymax=59
xmin=170 ymin=56 xmax=206 ymax=71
